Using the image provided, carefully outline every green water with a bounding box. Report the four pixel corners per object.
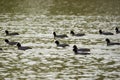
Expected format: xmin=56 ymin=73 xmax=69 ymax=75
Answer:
xmin=0 ymin=0 xmax=120 ymax=15
xmin=0 ymin=0 xmax=120 ymax=80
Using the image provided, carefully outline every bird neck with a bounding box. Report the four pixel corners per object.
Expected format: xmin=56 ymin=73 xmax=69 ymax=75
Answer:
xmin=73 ymin=45 xmax=78 ymax=50
xmin=71 ymin=31 xmax=74 ymax=35
xmin=17 ymin=44 xmax=21 ymax=47
xmin=116 ymin=28 xmax=118 ymax=32
xmin=6 ymin=41 xmax=9 ymax=43
xmin=99 ymin=30 xmax=102 ymax=34
xmin=56 ymin=42 xmax=59 ymax=45
xmin=5 ymin=31 xmax=9 ymax=35
xmin=107 ymin=40 xmax=110 ymax=44
xmin=53 ymin=32 xmax=56 ymax=36
xmin=73 ymin=48 xmax=77 ymax=53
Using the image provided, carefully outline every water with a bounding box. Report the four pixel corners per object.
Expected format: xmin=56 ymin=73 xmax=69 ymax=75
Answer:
xmin=0 ymin=0 xmax=120 ymax=80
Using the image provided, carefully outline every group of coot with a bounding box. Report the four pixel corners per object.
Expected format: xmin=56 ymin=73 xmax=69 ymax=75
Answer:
xmin=1 ymin=30 xmax=32 ymax=51
xmin=53 ymin=27 xmax=120 ymax=54
xmin=0 ymin=27 xmax=120 ymax=55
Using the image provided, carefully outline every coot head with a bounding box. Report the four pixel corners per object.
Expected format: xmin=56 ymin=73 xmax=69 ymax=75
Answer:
xmin=106 ymin=38 xmax=110 ymax=43
xmin=53 ymin=32 xmax=56 ymax=36
xmin=17 ymin=43 xmax=21 ymax=47
xmin=4 ymin=39 xmax=9 ymax=43
xmin=99 ymin=30 xmax=102 ymax=34
xmin=55 ymin=41 xmax=59 ymax=45
xmin=73 ymin=45 xmax=77 ymax=49
xmin=115 ymin=27 xmax=118 ymax=31
xmin=70 ymin=31 xmax=75 ymax=35
xmin=5 ymin=30 xmax=9 ymax=35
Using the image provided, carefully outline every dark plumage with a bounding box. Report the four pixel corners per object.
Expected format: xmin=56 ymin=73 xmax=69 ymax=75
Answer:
xmin=53 ymin=32 xmax=68 ymax=38
xmin=5 ymin=30 xmax=19 ymax=36
xmin=73 ymin=45 xmax=90 ymax=52
xmin=73 ymin=48 xmax=90 ymax=55
xmin=115 ymin=27 xmax=120 ymax=34
xmin=0 ymin=48 xmax=2 ymax=50
xmin=55 ymin=41 xmax=69 ymax=47
xmin=106 ymin=38 xmax=120 ymax=46
xmin=70 ymin=31 xmax=85 ymax=37
xmin=99 ymin=30 xmax=114 ymax=35
xmin=17 ymin=43 xmax=32 ymax=50
xmin=4 ymin=39 xmax=18 ymax=45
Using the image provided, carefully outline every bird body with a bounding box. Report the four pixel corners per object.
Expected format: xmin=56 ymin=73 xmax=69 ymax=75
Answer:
xmin=17 ymin=43 xmax=32 ymax=50
xmin=73 ymin=45 xmax=90 ymax=52
xmin=70 ymin=31 xmax=85 ymax=37
xmin=53 ymin=32 xmax=68 ymax=38
xmin=55 ymin=41 xmax=69 ymax=47
xmin=5 ymin=30 xmax=19 ymax=36
xmin=99 ymin=30 xmax=113 ymax=35
xmin=73 ymin=45 xmax=90 ymax=55
xmin=5 ymin=39 xmax=18 ymax=45
xmin=115 ymin=27 xmax=120 ymax=34
xmin=73 ymin=48 xmax=90 ymax=55
xmin=106 ymin=38 xmax=120 ymax=46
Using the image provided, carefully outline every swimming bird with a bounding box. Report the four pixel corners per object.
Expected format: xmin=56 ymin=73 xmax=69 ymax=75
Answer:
xmin=73 ymin=45 xmax=90 ymax=52
xmin=53 ymin=32 xmax=68 ymax=38
xmin=17 ymin=43 xmax=32 ymax=50
xmin=106 ymin=38 xmax=120 ymax=46
xmin=99 ymin=30 xmax=113 ymax=35
xmin=70 ymin=31 xmax=85 ymax=37
xmin=73 ymin=48 xmax=90 ymax=55
xmin=55 ymin=40 xmax=69 ymax=47
xmin=4 ymin=39 xmax=18 ymax=45
xmin=5 ymin=30 xmax=19 ymax=36
xmin=115 ymin=27 xmax=120 ymax=34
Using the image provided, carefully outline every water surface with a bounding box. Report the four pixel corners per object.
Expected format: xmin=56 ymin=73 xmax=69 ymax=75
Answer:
xmin=0 ymin=0 xmax=120 ymax=80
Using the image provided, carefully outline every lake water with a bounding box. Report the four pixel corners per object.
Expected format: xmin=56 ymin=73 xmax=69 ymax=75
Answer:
xmin=0 ymin=0 xmax=120 ymax=80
